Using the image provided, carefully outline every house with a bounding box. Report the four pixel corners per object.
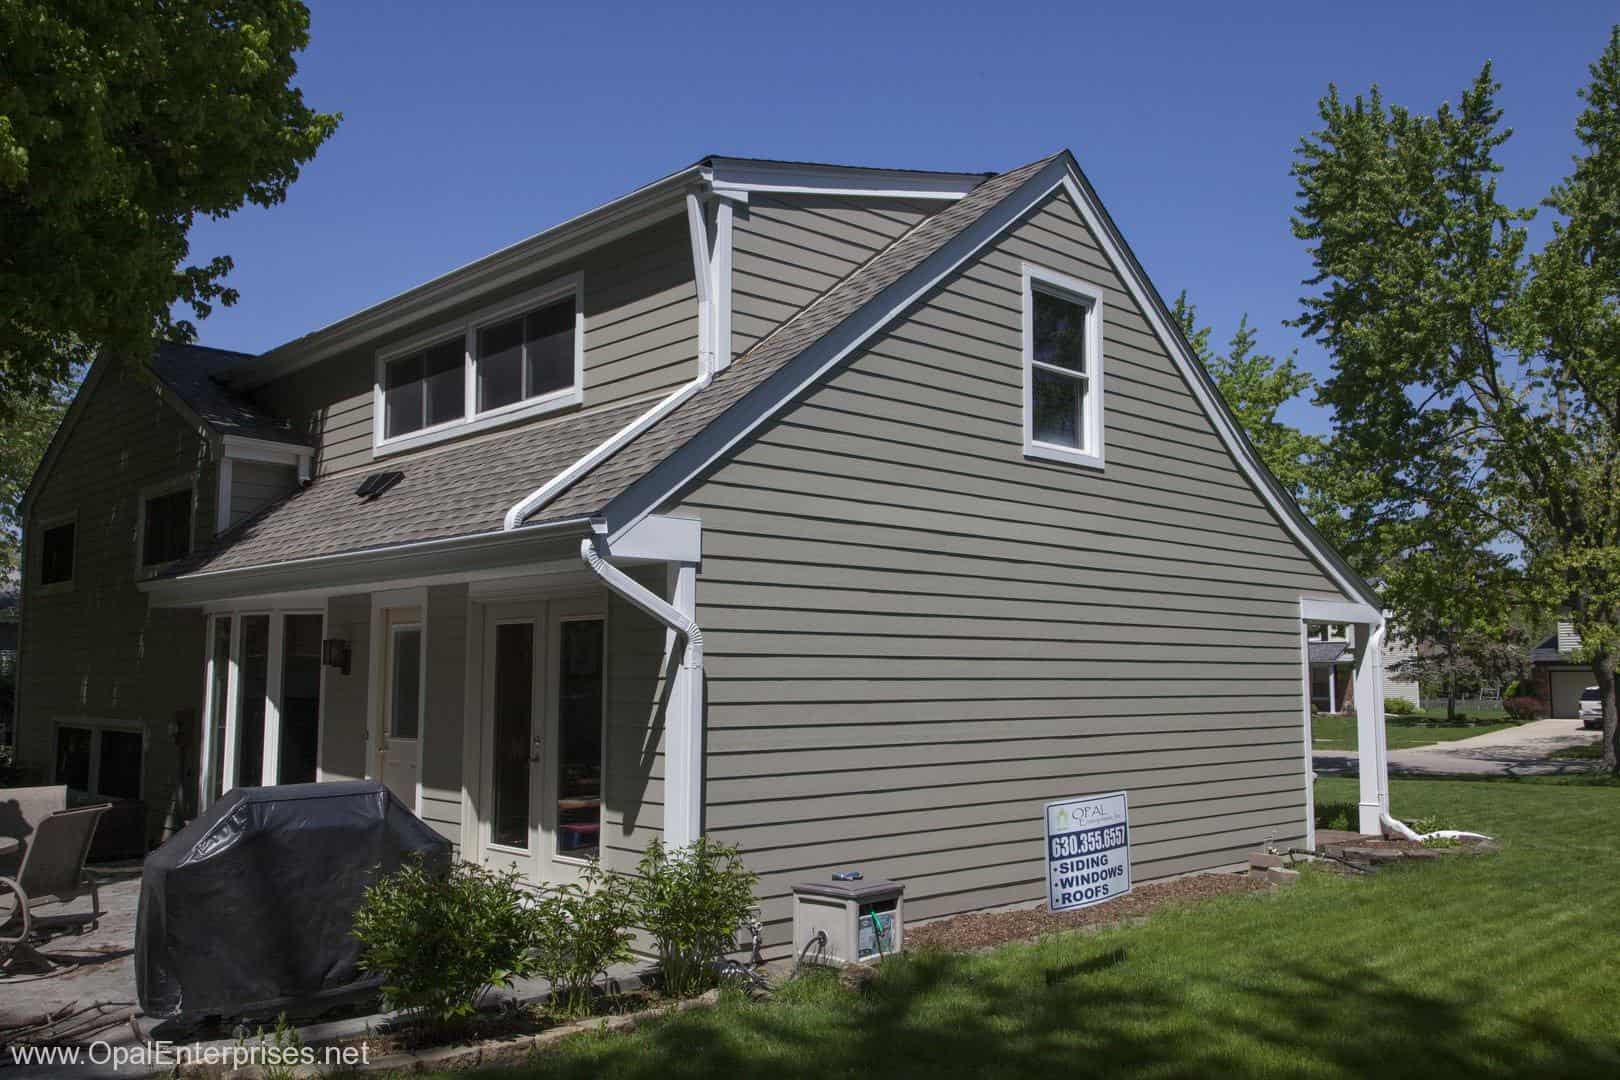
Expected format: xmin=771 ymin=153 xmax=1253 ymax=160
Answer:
xmin=16 ymin=152 xmax=1391 ymax=952
xmin=1308 ymin=623 xmax=1420 ymax=714
xmin=1532 ymin=622 xmax=1594 ymax=718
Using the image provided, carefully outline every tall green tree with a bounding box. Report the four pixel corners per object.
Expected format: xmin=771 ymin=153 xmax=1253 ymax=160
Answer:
xmin=0 ymin=0 xmax=339 ymax=416
xmin=1172 ymin=294 xmax=1325 ymax=499
xmin=0 ymin=375 xmax=74 ymax=581
xmin=1291 ymin=33 xmax=1620 ymax=770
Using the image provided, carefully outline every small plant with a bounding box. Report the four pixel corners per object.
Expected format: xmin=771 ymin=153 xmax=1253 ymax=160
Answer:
xmin=1315 ymin=802 xmax=1356 ymax=832
xmin=1384 ymin=697 xmax=1417 ymax=716
xmin=526 ymin=861 xmax=636 ymax=1017
xmin=352 ymin=857 xmax=534 ymax=1027
xmin=235 ymin=1013 xmax=306 ymax=1080
xmin=632 ymin=838 xmax=759 ymax=999
xmin=1504 ymin=696 xmax=1545 ymax=722
xmin=1407 ymin=814 xmax=1457 ymax=835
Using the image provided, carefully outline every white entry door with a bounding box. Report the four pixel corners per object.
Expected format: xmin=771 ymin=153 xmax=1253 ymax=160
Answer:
xmin=479 ymin=595 xmax=606 ymax=884
xmin=378 ymin=609 xmax=423 ymax=810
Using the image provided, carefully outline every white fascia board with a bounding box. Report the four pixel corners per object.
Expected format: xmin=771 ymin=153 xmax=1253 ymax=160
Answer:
xmin=232 ymin=167 xmax=703 ymax=391
xmin=221 ymin=435 xmax=313 ymax=466
xmin=607 ymin=514 xmax=701 ymax=563
xmin=600 ymin=153 xmax=1382 ymax=614
xmin=706 ymin=157 xmax=984 ymax=200
xmin=1299 ymin=597 xmax=1383 ymax=627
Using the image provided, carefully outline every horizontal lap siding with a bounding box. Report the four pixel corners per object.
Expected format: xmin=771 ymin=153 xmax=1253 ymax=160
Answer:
xmin=228 ymin=460 xmax=298 ymax=529
xmin=678 ymin=190 xmax=1347 ymax=951
xmin=252 ymin=215 xmax=698 ymax=478
xmin=19 ymin=368 xmax=216 ymax=843
xmin=603 ymin=568 xmax=671 ymax=874
xmin=731 ymin=195 xmax=936 ymax=359
xmin=421 ymin=584 xmax=469 ymax=849
xmin=320 ymin=593 xmax=371 ymax=782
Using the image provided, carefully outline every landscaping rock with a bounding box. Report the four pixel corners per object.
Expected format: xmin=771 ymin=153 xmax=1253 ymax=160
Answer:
xmin=1264 ymin=867 xmax=1301 ymax=887
xmin=1248 ymin=852 xmax=1287 ymax=870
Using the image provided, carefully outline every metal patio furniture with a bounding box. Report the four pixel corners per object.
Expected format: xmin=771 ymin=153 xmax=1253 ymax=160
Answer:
xmin=0 ymin=802 xmax=109 ymax=974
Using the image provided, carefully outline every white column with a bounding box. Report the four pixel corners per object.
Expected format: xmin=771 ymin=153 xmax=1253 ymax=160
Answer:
xmin=664 ymin=562 xmax=703 ymax=848
xmin=262 ymin=613 xmax=285 ymax=786
xmin=1353 ymin=622 xmax=1389 ymax=834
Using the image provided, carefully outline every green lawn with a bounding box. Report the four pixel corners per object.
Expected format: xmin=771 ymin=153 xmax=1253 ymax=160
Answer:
xmin=1311 ymin=712 xmax=1517 ymax=750
xmin=464 ymin=776 xmax=1620 ymax=1078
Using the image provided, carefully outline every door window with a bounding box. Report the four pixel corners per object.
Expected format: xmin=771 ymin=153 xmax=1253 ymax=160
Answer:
xmin=555 ymin=619 xmax=604 ymax=861
xmin=491 ymin=622 xmax=535 ymax=849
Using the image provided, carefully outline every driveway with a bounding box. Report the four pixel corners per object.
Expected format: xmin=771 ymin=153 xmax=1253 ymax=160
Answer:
xmin=1314 ymin=716 xmax=1602 ymax=778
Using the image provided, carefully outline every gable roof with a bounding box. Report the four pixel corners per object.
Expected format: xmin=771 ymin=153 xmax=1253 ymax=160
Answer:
xmin=148 ymin=151 xmax=1380 ymax=615
xmin=148 ymin=343 xmax=305 ymax=445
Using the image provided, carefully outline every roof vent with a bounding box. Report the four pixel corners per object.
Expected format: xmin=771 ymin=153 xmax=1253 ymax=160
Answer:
xmin=354 ymin=470 xmax=404 ymax=501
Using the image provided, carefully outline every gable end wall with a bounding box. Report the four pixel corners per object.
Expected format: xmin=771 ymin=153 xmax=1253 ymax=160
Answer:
xmin=678 ymin=188 xmax=1349 ymax=950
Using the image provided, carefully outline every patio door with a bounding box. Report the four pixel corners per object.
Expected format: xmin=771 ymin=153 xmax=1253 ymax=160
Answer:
xmin=479 ymin=595 xmax=606 ymax=884
xmin=377 ymin=608 xmax=423 ymax=810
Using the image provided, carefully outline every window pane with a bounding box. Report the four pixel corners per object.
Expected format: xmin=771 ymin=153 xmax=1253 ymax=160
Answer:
xmin=99 ymin=730 xmax=143 ymax=799
xmin=279 ymin=614 xmax=323 ymax=784
xmin=491 ymin=622 xmax=533 ymax=848
xmin=235 ymin=614 xmax=270 ymax=787
xmin=207 ymin=616 xmax=232 ymax=801
xmin=390 ymin=627 xmax=422 ymax=740
xmin=556 ymin=619 xmax=604 ymax=860
xmin=424 ymin=340 xmax=465 ymax=427
xmin=41 ymin=522 xmax=74 ymax=584
xmin=142 ymin=489 xmax=192 ymax=566
xmin=525 ymin=298 xmax=575 ymax=399
xmin=478 ymin=316 xmax=525 ymax=411
xmin=384 ymin=353 xmax=426 ymax=438
xmin=56 ymin=726 xmax=92 ymax=793
xmin=1032 ymin=367 xmax=1084 ymax=448
xmin=1034 ymin=290 xmax=1087 ymax=373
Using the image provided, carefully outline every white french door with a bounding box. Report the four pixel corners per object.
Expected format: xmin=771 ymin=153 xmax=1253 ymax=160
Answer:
xmin=477 ymin=594 xmax=606 ymax=884
xmin=377 ymin=611 xmax=424 ymax=810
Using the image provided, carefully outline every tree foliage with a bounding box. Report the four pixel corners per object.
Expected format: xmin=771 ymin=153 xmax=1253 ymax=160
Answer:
xmin=1291 ymin=30 xmax=1620 ymax=769
xmin=0 ymin=0 xmax=339 ymax=415
xmin=0 ymin=375 xmax=74 ymax=579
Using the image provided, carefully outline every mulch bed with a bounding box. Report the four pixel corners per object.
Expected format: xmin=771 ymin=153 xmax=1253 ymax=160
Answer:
xmin=906 ymin=872 xmax=1271 ymax=952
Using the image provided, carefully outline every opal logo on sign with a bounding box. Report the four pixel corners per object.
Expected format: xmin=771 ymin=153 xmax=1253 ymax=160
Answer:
xmin=1044 ymin=791 xmax=1132 ymax=912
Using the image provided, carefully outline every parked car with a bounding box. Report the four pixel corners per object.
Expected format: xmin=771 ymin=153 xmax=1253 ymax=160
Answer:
xmin=1580 ymin=687 xmax=1603 ymax=729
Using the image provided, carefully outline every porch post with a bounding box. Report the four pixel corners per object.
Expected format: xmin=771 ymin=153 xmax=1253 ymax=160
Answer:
xmin=1353 ymin=621 xmax=1389 ymax=834
xmin=664 ymin=562 xmax=703 ymax=848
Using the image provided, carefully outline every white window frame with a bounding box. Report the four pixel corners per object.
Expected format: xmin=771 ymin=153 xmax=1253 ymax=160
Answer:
xmin=135 ymin=473 xmax=198 ymax=576
xmin=52 ymin=718 xmax=147 ymax=800
xmin=1021 ymin=263 xmax=1106 ymax=470
xmin=372 ymin=274 xmax=585 ymax=457
xmin=32 ymin=511 xmax=78 ymax=596
xmin=197 ymin=605 xmax=326 ymax=810
xmin=387 ymin=622 xmax=425 ymax=741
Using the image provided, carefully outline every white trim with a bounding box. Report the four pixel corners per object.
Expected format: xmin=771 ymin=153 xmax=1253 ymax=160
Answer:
xmin=372 ymin=275 xmax=585 ymax=457
xmin=221 ymin=435 xmax=313 ymax=468
xmin=135 ymin=473 xmax=199 ymax=578
xmin=215 ymin=456 xmax=233 ymax=536
xmin=713 ymin=198 xmax=735 ymax=370
xmin=605 ymin=514 xmax=701 ymax=563
xmin=1020 ymin=263 xmax=1105 ymax=470
xmin=1298 ymin=620 xmax=1316 ymax=851
xmin=50 ymin=718 xmax=148 ymax=799
xmin=371 ymin=588 xmax=427 ymax=814
xmin=31 ymin=510 xmax=78 ymax=595
xmin=1299 ymin=597 xmax=1382 ymax=627
xmin=705 ymin=157 xmax=983 ymax=200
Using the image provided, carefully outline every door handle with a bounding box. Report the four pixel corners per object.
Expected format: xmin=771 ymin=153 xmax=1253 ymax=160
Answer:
xmin=530 ymin=735 xmax=542 ymax=763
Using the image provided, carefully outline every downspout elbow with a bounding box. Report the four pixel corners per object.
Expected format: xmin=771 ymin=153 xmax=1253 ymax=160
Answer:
xmin=579 ymin=537 xmax=702 ymax=666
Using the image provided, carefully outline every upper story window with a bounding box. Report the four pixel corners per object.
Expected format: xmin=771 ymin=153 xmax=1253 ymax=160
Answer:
xmin=140 ymin=482 xmax=193 ymax=568
xmin=37 ymin=518 xmax=75 ymax=588
xmin=375 ymin=276 xmax=583 ymax=455
xmin=1022 ymin=264 xmax=1104 ymax=469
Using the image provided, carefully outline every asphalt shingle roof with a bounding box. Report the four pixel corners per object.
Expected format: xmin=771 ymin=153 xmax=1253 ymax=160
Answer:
xmin=1308 ymin=641 xmax=1351 ymax=665
xmin=162 ymin=155 xmax=1056 ymax=580
xmin=150 ymin=343 xmax=306 ymax=446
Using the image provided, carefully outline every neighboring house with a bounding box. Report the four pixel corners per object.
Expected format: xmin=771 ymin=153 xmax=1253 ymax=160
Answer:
xmin=1532 ymin=622 xmax=1594 ymax=718
xmin=17 ymin=152 xmax=1391 ymax=951
xmin=1306 ymin=623 xmax=1418 ymax=714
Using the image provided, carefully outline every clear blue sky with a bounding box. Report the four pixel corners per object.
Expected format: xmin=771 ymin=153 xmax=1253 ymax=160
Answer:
xmin=183 ymin=1 xmax=1618 ymax=435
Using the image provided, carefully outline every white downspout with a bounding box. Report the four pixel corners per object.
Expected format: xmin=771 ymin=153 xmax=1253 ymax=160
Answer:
xmin=503 ymin=189 xmax=720 ymax=531
xmin=580 ymin=536 xmax=704 ymax=847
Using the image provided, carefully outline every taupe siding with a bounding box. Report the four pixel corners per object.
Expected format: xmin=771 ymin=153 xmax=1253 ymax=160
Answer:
xmin=602 ymin=568 xmax=669 ymax=875
xmin=321 ymin=593 xmax=371 ymax=781
xmin=730 ymin=195 xmax=936 ymax=358
xmin=252 ymin=215 xmax=698 ymax=478
xmin=227 ymin=460 xmax=298 ymax=530
xmin=678 ymin=189 xmax=1346 ymax=950
xmin=18 ymin=366 xmax=218 ymax=842
xmin=420 ymin=584 xmax=468 ymax=847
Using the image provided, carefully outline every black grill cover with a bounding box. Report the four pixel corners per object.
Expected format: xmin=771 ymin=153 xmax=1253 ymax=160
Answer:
xmin=136 ymin=780 xmax=451 ymax=1019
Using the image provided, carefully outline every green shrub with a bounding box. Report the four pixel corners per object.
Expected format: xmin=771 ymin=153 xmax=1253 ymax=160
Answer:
xmin=1384 ymin=697 xmax=1417 ymax=716
xmin=526 ymin=861 xmax=636 ymax=1017
xmin=1315 ymin=801 xmax=1357 ymax=832
xmin=352 ymin=858 xmax=534 ymax=1026
xmin=632 ymin=838 xmax=758 ymax=998
xmin=1504 ymin=696 xmax=1545 ymax=722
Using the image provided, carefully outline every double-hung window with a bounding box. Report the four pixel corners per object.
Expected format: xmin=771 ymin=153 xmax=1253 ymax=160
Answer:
xmin=138 ymin=480 xmax=194 ymax=570
xmin=36 ymin=516 xmax=76 ymax=590
xmin=375 ymin=276 xmax=583 ymax=453
xmin=1022 ymin=265 xmax=1105 ymax=468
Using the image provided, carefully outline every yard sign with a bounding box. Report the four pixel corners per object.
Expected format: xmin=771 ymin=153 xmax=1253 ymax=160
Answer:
xmin=1045 ymin=791 xmax=1132 ymax=912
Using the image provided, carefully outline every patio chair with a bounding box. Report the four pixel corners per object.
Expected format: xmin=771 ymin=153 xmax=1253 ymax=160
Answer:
xmin=0 ymin=803 xmax=108 ymax=973
xmin=0 ymin=785 xmax=68 ymax=878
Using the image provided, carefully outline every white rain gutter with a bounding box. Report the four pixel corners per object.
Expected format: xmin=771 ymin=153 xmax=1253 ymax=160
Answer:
xmin=502 ymin=189 xmax=721 ymax=531
xmin=579 ymin=535 xmax=704 ymax=846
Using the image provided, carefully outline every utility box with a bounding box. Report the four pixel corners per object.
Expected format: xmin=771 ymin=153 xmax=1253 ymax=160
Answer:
xmin=791 ymin=877 xmax=904 ymax=966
